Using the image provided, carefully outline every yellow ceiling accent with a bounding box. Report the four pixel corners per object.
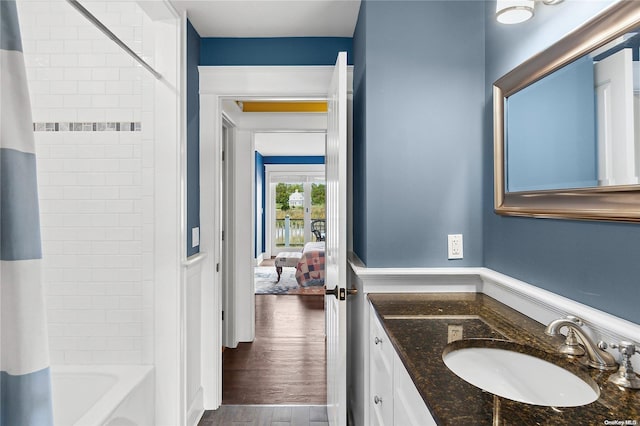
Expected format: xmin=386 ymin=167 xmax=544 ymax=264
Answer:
xmin=239 ymin=101 xmax=327 ymax=113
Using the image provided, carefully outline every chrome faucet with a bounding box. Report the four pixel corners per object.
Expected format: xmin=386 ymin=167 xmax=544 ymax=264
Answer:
xmin=545 ymin=316 xmax=618 ymax=371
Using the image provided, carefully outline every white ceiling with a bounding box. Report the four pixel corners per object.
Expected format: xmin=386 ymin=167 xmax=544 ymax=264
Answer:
xmin=169 ymin=0 xmax=361 ymax=37
xmin=255 ymin=132 xmax=326 ymax=156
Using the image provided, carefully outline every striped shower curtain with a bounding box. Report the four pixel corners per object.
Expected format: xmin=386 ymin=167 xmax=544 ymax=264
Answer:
xmin=0 ymin=1 xmax=54 ymax=425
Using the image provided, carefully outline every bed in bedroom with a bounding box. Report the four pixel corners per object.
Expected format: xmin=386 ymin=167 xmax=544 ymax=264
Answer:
xmin=294 ymin=242 xmax=325 ymax=287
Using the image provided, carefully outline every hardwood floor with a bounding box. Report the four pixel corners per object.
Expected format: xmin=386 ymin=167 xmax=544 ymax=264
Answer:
xmin=221 ymin=295 xmax=326 ymax=405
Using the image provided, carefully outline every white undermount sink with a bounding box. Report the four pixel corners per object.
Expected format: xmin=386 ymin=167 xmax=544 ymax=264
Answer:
xmin=442 ymin=341 xmax=600 ymax=407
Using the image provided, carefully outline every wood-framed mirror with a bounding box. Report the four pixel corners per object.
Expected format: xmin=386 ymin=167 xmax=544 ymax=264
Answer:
xmin=494 ymin=1 xmax=640 ymax=222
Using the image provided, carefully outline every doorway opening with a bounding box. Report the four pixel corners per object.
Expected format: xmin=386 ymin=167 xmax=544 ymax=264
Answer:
xmin=198 ymin=62 xmax=351 ymax=423
xmin=257 ymin=168 xmax=327 ymax=296
xmin=263 ymin=165 xmax=326 ymax=256
xmin=272 ymin=178 xmax=326 ymax=252
xmin=219 ymin=98 xmax=328 ymax=406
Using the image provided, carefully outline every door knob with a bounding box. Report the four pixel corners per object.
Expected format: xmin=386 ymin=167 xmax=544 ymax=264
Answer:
xmin=324 ymin=285 xmax=340 ymax=299
xmin=324 ymin=286 xmax=358 ymax=300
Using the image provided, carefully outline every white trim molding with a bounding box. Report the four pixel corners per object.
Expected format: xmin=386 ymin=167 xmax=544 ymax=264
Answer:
xmin=199 ymin=64 xmax=353 ymax=410
xmin=182 ymin=252 xmax=208 ymax=267
xmin=149 ymin=3 xmax=185 ymax=425
xmin=199 ymin=66 xmax=354 ymax=97
xmin=265 ymin=164 xmax=326 ymax=175
xmin=349 ymin=253 xmax=640 ymax=360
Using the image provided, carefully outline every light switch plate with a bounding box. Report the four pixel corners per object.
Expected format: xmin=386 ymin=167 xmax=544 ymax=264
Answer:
xmin=192 ymin=227 xmax=200 ymax=248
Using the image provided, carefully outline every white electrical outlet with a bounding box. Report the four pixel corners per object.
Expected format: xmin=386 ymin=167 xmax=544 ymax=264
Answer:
xmin=448 ymin=234 xmax=463 ymax=259
xmin=447 ymin=325 xmax=464 ymax=343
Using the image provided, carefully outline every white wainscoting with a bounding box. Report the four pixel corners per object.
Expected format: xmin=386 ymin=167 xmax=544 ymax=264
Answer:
xmin=183 ymin=252 xmax=207 ymax=426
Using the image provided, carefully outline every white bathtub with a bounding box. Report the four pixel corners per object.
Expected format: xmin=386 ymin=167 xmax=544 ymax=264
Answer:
xmin=51 ymin=365 xmax=154 ymax=426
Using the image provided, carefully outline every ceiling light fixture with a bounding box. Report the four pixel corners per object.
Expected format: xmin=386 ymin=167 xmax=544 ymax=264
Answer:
xmin=496 ymin=0 xmax=565 ymax=25
xmin=496 ymin=0 xmax=535 ymax=24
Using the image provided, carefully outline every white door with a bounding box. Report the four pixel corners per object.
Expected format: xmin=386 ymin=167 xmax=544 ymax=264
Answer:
xmin=325 ymin=51 xmax=348 ymax=426
xmin=595 ymin=48 xmax=637 ymax=185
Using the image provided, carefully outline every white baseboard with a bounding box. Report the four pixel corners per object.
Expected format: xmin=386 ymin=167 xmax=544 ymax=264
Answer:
xmin=187 ymin=387 xmax=204 ymax=426
xmin=254 ymin=253 xmax=265 ymax=266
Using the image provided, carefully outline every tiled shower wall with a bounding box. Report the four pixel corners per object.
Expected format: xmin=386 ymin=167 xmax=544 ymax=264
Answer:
xmin=17 ymin=0 xmax=155 ymax=364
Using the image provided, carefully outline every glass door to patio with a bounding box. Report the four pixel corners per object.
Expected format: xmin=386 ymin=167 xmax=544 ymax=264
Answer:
xmin=273 ymin=179 xmax=325 ymax=253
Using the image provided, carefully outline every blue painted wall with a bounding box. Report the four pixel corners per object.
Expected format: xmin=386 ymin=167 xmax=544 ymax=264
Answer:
xmin=353 ymin=0 xmax=368 ymax=263
xmin=263 ymin=156 xmax=325 ymax=165
xmin=352 ymin=0 xmax=485 ymax=267
xmin=255 ymin=152 xmax=265 ymax=258
xmin=484 ymin=0 xmax=640 ymax=324
xmin=200 ymin=37 xmax=353 ymax=66
xmin=187 ymin=20 xmax=201 ymax=257
xmin=506 ymin=55 xmax=597 ymax=191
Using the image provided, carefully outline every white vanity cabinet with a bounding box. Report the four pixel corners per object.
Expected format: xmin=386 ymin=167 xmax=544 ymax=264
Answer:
xmin=368 ymin=304 xmax=437 ymax=426
xmin=393 ymin=351 xmax=437 ymax=426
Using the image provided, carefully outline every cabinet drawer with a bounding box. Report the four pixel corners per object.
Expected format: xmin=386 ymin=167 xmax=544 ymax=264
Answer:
xmin=369 ymin=304 xmax=393 ymax=425
xmin=369 ymin=305 xmax=394 ymax=371
xmin=370 ymin=346 xmax=393 ymax=425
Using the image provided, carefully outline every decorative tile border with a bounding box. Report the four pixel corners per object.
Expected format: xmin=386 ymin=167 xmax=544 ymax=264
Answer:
xmin=33 ymin=122 xmax=142 ymax=132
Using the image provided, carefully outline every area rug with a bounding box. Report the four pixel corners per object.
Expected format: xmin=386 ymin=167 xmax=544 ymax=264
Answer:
xmin=254 ymin=266 xmax=324 ymax=296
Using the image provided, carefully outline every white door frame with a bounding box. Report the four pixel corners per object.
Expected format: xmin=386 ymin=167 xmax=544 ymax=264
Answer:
xmin=199 ymin=65 xmax=353 ymax=409
xmin=220 ymin=117 xmax=235 ymax=348
xmin=141 ymin=3 xmax=188 ymax=425
xmin=595 ymin=49 xmax=638 ymax=186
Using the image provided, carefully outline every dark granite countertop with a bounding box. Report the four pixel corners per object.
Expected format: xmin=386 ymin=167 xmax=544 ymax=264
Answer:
xmin=368 ymin=293 xmax=640 ymax=426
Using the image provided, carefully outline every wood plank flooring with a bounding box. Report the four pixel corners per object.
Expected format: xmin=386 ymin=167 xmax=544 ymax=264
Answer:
xmin=198 ymin=405 xmax=329 ymax=426
xmin=221 ymin=295 xmax=326 ymax=405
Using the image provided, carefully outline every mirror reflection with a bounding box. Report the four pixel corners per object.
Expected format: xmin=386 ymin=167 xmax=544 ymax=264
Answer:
xmin=505 ymin=30 xmax=640 ymax=193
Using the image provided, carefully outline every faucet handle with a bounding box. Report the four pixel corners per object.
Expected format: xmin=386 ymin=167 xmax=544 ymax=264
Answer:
xmin=598 ymin=341 xmax=639 ymax=359
xmin=608 ymin=341 xmax=638 ymax=355
xmin=606 ymin=341 xmax=640 ymax=389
